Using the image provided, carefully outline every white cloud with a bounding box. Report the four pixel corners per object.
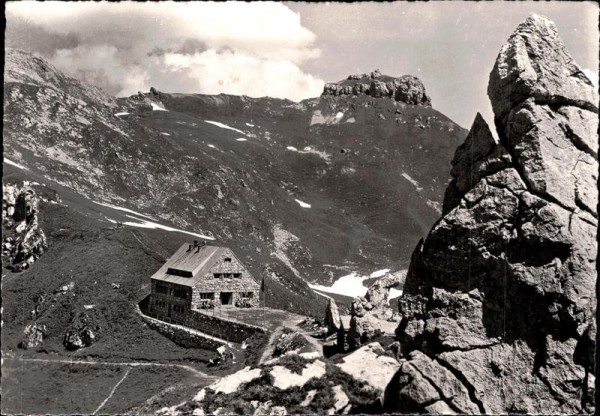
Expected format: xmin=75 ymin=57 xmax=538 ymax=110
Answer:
xmin=6 ymin=1 xmax=324 ymax=100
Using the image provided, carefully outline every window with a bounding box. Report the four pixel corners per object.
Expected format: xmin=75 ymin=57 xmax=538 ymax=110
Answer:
xmin=167 ymin=268 xmax=193 ymax=278
xmin=240 ymin=292 xmax=254 ymax=298
xmin=224 ymin=257 xmax=232 ymax=263
xmin=224 ymin=273 xmax=233 ymax=279
xmin=173 ymin=305 xmax=183 ymax=313
xmin=156 ymin=284 xmax=168 ymax=294
xmin=214 ymin=273 xmax=222 ymax=279
xmin=234 ymin=273 xmax=242 ymax=278
xmin=174 ymin=288 xmax=187 ymax=299
xmin=200 ymin=292 xmax=214 ymax=300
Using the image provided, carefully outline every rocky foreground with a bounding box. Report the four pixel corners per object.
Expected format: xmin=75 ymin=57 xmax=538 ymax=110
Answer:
xmin=388 ymin=14 xmax=597 ymax=414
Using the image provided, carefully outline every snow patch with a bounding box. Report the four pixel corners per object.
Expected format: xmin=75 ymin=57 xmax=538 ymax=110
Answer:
xmin=106 ymin=216 xmax=214 ymax=240
xmin=207 ymin=144 xmax=216 ymax=149
xmin=309 ymin=269 xmax=390 ymax=298
xmin=299 ymin=147 xmax=331 ymax=162
xmin=245 ymin=123 xmax=255 ymax=127
xmin=335 ymin=112 xmax=344 ymax=119
xmin=204 ymin=120 xmax=245 ymax=135
xmin=388 ymin=288 xmax=403 ymax=301
xmin=312 ymin=290 xmax=334 ymax=300
xmin=114 ymin=112 xmax=130 ymax=117
xmin=370 ymin=269 xmax=390 ymax=279
xmin=287 ymin=146 xmax=298 ymax=151
xmin=294 ymin=199 xmax=311 ymax=208
xmin=345 ymin=117 xmax=356 ymax=123
xmin=401 ymin=172 xmax=423 ymax=191
xmin=236 ymin=138 xmax=247 ymax=142
xmin=94 ymin=201 xmax=155 ymax=220
xmin=160 ymin=132 xmax=171 ymax=136
xmin=4 ymin=158 xmax=28 ymax=170
xmin=150 ymin=102 xmax=168 ymax=111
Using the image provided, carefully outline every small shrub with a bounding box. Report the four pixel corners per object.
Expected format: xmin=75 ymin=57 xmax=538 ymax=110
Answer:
xmin=274 ymin=353 xmax=311 ymax=375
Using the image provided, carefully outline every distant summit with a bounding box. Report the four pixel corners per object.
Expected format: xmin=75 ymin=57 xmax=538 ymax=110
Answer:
xmin=322 ymin=69 xmax=431 ymax=107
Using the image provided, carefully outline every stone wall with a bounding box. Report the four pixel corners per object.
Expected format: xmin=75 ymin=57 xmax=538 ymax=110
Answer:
xmin=145 ymin=303 xmax=266 ymax=343
xmin=140 ymin=312 xmax=224 ymax=350
xmin=184 ymin=309 xmax=266 ymax=343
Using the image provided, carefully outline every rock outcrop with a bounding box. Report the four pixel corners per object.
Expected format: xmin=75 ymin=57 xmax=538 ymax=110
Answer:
xmin=324 ymin=298 xmax=342 ymax=335
xmin=64 ymin=311 xmax=97 ymax=351
xmin=322 ymin=70 xmax=432 ymax=107
xmin=347 ymin=271 xmax=405 ymax=349
xmin=21 ymin=322 xmax=47 ymax=350
xmin=388 ymin=15 xmax=598 ymax=414
xmin=2 ymin=183 xmax=48 ymax=272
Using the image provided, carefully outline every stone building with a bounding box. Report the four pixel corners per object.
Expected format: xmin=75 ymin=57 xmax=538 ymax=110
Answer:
xmin=148 ymin=242 xmax=260 ymax=321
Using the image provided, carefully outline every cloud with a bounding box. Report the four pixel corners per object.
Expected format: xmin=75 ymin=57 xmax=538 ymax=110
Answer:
xmin=5 ymin=2 xmax=324 ymax=100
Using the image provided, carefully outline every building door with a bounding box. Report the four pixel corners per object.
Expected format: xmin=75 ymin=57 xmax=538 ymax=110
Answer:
xmin=167 ymin=303 xmax=172 ymax=317
xmin=220 ymin=292 xmax=233 ymax=305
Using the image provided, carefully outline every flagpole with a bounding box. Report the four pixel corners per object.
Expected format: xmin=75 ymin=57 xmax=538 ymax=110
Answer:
xmin=262 ymin=276 xmax=266 ymax=330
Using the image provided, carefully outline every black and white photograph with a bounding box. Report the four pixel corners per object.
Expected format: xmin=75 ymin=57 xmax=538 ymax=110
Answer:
xmin=2 ymin=1 xmax=598 ymax=414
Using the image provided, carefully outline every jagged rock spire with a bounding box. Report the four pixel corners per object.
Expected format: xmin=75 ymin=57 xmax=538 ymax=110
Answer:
xmin=387 ymin=14 xmax=598 ymax=414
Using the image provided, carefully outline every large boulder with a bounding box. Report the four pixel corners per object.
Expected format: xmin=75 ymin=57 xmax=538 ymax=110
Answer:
xmin=64 ymin=311 xmax=97 ymax=351
xmin=348 ymin=314 xmax=382 ymax=350
xmin=390 ymin=14 xmax=598 ymax=414
xmin=336 ymin=342 xmax=400 ymax=403
xmin=21 ymin=322 xmax=47 ymax=349
xmin=324 ymin=298 xmax=342 ymax=335
xmin=364 ymin=271 xmax=406 ymax=319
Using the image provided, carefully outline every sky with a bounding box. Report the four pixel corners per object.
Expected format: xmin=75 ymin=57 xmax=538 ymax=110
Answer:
xmin=5 ymin=1 xmax=598 ymax=128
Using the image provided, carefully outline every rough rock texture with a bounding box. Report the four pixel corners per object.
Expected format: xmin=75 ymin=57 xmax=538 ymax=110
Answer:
xmin=346 ymin=271 xmax=405 ymax=349
xmin=324 ymin=298 xmax=342 ymax=335
xmin=322 ymin=71 xmax=432 ymax=107
xmin=2 ymin=183 xmax=48 ymax=272
xmin=272 ymin=331 xmax=308 ymax=357
xmin=390 ymin=15 xmax=598 ymax=414
xmin=336 ymin=342 xmax=401 ymax=402
xmin=63 ymin=311 xmax=97 ymax=350
xmin=363 ymin=271 xmax=406 ymax=320
xmin=21 ymin=322 xmax=47 ymax=349
xmin=348 ymin=314 xmax=383 ymax=350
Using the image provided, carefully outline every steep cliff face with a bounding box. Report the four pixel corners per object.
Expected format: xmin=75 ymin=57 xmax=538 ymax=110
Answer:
xmin=2 ymin=182 xmax=49 ymax=272
xmin=322 ymin=70 xmax=432 ymax=107
xmin=386 ymin=15 xmax=598 ymax=414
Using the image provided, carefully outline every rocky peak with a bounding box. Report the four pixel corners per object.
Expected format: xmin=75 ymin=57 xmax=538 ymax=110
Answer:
xmin=388 ymin=15 xmax=598 ymax=414
xmin=4 ymin=48 xmax=115 ymax=107
xmin=322 ymin=70 xmax=432 ymax=107
xmin=488 ymin=14 xmax=598 ymax=122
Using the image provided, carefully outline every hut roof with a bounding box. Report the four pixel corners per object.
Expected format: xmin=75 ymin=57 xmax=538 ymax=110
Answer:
xmin=151 ymin=243 xmax=232 ymax=287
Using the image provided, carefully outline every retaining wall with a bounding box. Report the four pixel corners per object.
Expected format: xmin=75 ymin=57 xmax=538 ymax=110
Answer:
xmin=140 ymin=312 xmax=224 ymax=350
xmin=184 ymin=309 xmax=267 ymax=343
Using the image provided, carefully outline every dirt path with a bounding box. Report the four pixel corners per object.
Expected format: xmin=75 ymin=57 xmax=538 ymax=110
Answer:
xmin=2 ymin=353 xmax=215 ymax=379
xmin=93 ymin=367 xmax=131 ymax=414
